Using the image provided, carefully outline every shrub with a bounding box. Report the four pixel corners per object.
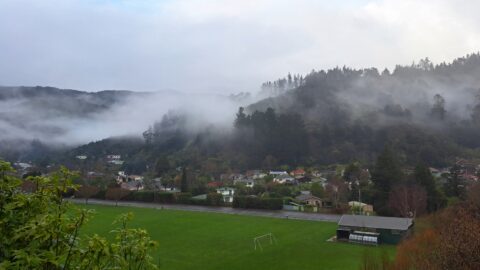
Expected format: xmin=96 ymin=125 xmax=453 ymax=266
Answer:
xmin=131 ymin=191 xmax=155 ymax=202
xmin=174 ymin=192 xmax=192 ymax=204
xmin=206 ymin=192 xmax=224 ymax=206
xmin=303 ymin=204 xmax=314 ymax=213
xmin=92 ymin=189 xmax=106 ymax=199
xmin=155 ymin=192 xmax=175 ymax=203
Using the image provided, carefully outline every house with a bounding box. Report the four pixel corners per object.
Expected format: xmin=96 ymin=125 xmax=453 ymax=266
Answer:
xmin=290 ymin=168 xmax=306 ymax=178
xmin=121 ymin=181 xmax=144 ymax=191
xmin=233 ymin=178 xmax=255 ymax=188
xmin=246 ymin=170 xmax=267 ymax=180
xmin=159 ymin=186 xmax=180 ymax=193
xmin=311 ymin=170 xmax=322 ymax=178
xmin=128 ymin=175 xmax=144 ymax=182
xmin=295 ymin=193 xmax=322 ymax=207
xmin=216 ymin=187 xmax=235 ymax=203
xmin=311 ymin=176 xmax=328 ymax=186
xmin=273 ymin=174 xmax=295 ymax=184
xmin=269 ymin=170 xmax=288 ymax=176
xmin=348 ymin=201 xmax=374 ymax=214
xmin=336 ymin=215 xmax=414 ymax=245
xmin=429 ymin=167 xmax=442 ymax=178
xmin=106 ymin=154 xmax=121 ymax=160
xmin=110 ymin=160 xmax=124 ymax=165
xmin=296 ymin=176 xmax=311 ymax=183
xmin=229 ymin=173 xmax=246 ymax=181
xmin=207 ymin=181 xmax=223 ymax=188
xmin=106 ymin=155 xmax=123 ymax=165
xmin=76 ymin=155 xmax=87 ymax=160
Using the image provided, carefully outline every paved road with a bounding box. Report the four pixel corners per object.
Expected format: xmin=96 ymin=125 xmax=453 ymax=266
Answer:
xmin=69 ymin=198 xmax=341 ymax=223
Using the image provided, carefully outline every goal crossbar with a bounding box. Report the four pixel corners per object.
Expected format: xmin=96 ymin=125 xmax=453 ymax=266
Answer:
xmin=253 ymin=233 xmax=277 ymax=251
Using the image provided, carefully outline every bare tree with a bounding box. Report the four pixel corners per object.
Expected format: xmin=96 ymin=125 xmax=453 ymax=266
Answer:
xmin=388 ymin=184 xmax=427 ymax=217
xmin=75 ymin=185 xmax=100 ymax=204
xmin=105 ymin=187 xmax=130 ymax=206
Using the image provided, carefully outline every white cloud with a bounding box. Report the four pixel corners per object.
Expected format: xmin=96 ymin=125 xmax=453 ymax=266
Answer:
xmin=0 ymin=0 xmax=479 ymax=93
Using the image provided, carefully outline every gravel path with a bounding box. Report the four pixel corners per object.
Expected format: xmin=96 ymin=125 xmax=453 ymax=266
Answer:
xmin=69 ymin=198 xmax=341 ymax=223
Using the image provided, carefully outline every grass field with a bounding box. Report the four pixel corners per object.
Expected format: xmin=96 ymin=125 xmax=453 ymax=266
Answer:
xmin=78 ymin=204 xmax=395 ymax=270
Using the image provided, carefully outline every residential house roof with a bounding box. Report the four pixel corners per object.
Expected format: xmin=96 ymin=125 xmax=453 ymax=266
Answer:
xmin=191 ymin=194 xmax=207 ymax=200
xmin=295 ymin=194 xmax=321 ymax=202
xmin=291 ymin=168 xmax=306 ymax=175
xmin=207 ymin=181 xmax=223 ymax=188
xmin=338 ymin=215 xmax=413 ymax=231
xmin=270 ymin=171 xmax=288 ymax=175
xmin=234 ymin=178 xmax=254 ymax=184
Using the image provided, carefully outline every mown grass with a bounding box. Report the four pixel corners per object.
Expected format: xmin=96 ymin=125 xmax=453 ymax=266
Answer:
xmin=78 ymin=204 xmax=395 ymax=270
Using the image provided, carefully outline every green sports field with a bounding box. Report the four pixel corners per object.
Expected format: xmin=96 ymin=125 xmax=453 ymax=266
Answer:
xmin=78 ymin=204 xmax=395 ymax=270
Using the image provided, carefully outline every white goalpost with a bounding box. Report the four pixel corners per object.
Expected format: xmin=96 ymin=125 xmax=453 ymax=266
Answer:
xmin=253 ymin=233 xmax=277 ymax=251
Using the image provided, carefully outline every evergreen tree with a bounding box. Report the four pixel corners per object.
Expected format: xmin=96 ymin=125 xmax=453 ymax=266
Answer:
xmin=414 ymin=163 xmax=444 ymax=212
xmin=371 ymin=145 xmax=403 ymax=215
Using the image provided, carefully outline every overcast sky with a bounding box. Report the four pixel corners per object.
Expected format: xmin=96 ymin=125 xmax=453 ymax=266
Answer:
xmin=1 ymin=0 xmax=480 ymax=94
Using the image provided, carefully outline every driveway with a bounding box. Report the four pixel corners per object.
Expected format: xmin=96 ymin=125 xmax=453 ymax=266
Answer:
xmin=69 ymin=198 xmax=341 ymax=223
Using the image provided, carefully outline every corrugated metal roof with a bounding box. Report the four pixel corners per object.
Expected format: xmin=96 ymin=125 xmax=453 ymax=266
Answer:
xmin=338 ymin=215 xmax=413 ymax=231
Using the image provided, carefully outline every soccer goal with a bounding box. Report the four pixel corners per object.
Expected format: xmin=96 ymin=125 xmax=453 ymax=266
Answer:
xmin=253 ymin=233 xmax=277 ymax=251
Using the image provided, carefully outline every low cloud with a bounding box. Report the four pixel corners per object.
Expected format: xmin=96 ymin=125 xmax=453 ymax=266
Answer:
xmin=1 ymin=0 xmax=480 ymax=94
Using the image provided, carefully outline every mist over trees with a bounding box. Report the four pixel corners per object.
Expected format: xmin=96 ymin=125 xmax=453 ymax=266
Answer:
xmin=4 ymin=53 xmax=480 ymax=173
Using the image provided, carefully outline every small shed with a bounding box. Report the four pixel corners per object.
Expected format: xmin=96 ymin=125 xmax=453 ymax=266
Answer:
xmin=337 ymin=215 xmax=413 ymax=245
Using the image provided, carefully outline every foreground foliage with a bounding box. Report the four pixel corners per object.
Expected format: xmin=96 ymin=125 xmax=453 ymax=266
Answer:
xmin=0 ymin=160 xmax=158 ymax=270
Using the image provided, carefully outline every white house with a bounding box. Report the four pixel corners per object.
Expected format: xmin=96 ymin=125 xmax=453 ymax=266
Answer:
xmin=121 ymin=181 xmax=144 ymax=191
xmin=76 ymin=155 xmax=87 ymax=160
xmin=247 ymin=170 xmax=267 ymax=179
xmin=273 ymin=174 xmax=295 ymax=184
xmin=234 ymin=178 xmax=255 ymax=188
xmin=106 ymin=154 xmax=121 ymax=160
xmin=111 ymin=160 xmax=124 ymax=165
xmin=216 ymin=187 xmax=235 ymax=203
xmin=269 ymin=171 xmax=288 ymax=176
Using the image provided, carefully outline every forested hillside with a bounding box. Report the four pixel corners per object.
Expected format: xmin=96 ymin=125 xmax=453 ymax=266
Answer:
xmin=4 ymin=54 xmax=480 ymax=173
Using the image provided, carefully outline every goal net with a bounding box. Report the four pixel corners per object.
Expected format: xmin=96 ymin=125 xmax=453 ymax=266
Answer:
xmin=253 ymin=233 xmax=277 ymax=251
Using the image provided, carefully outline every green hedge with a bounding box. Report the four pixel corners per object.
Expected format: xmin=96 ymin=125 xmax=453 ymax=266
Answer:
xmin=206 ymin=192 xmax=224 ymax=206
xmin=155 ymin=192 xmax=175 ymax=203
xmin=232 ymin=196 xmax=283 ymax=210
xmin=174 ymin=192 xmax=192 ymax=204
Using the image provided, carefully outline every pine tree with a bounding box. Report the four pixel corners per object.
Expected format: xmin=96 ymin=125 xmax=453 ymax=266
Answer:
xmin=371 ymin=145 xmax=403 ymax=215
